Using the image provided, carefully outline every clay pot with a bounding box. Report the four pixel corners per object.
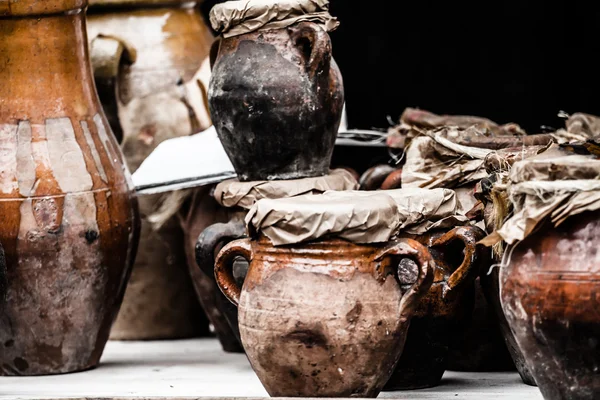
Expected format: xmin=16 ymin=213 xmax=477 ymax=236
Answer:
xmin=481 ymin=267 xmax=536 ymax=386
xmin=0 ymin=1 xmax=139 ymax=375
xmin=179 ymin=186 xmax=244 ymax=353
xmin=502 ymin=213 xmax=600 ymax=399
xmin=209 ymin=21 xmax=344 ymax=181
xmin=385 ymin=226 xmax=490 ymax=390
xmin=195 ymin=218 xmax=247 ymax=349
xmin=215 ymin=235 xmax=433 ymax=397
xmin=87 ymin=3 xmax=213 ymax=340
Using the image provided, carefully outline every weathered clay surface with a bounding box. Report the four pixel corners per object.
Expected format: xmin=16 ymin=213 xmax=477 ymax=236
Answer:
xmin=386 ymin=226 xmax=489 ymax=390
xmin=502 ymin=212 xmax=600 ymax=399
xmin=179 ymin=186 xmax=243 ymax=353
xmin=209 ymin=22 xmax=344 ymax=181
xmin=87 ymin=5 xmax=213 ymax=340
xmin=0 ymin=8 xmax=139 ymax=375
xmin=481 ymin=267 xmax=536 ymax=385
xmin=215 ymin=236 xmax=433 ymax=397
xmin=195 ymin=218 xmax=247 ymax=347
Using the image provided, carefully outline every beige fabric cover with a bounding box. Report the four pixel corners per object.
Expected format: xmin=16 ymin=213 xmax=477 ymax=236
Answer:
xmin=401 ymin=130 xmax=493 ymax=190
xmin=210 ymin=0 xmax=339 ymax=38
xmin=214 ymin=169 xmax=358 ymax=210
xmin=246 ymin=188 xmax=468 ymax=245
xmin=485 ymin=146 xmax=600 ymax=245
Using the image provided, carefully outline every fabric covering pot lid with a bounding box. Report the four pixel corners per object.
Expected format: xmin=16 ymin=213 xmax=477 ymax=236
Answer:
xmin=246 ymin=188 xmax=468 ymax=246
xmin=484 ymin=145 xmax=600 ymax=245
xmin=214 ymin=169 xmax=358 ymax=210
xmin=210 ymin=0 xmax=339 ymax=38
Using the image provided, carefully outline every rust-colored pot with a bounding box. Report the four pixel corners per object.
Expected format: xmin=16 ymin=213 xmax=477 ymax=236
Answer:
xmin=215 ymin=235 xmax=433 ymax=397
xmin=87 ymin=3 xmax=213 ymax=341
xmin=0 ymin=1 xmax=139 ymax=375
xmin=502 ymin=212 xmax=600 ymax=399
xmin=209 ymin=22 xmax=344 ymax=181
xmin=385 ymin=226 xmax=489 ymax=390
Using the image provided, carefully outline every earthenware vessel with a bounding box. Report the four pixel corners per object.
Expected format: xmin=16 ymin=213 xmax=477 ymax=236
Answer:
xmin=215 ymin=235 xmax=433 ymax=397
xmin=502 ymin=213 xmax=600 ymax=399
xmin=385 ymin=226 xmax=489 ymax=390
xmin=87 ymin=2 xmax=213 ymax=340
xmin=209 ymin=21 xmax=344 ymax=181
xmin=195 ymin=217 xmax=246 ymax=348
xmin=0 ymin=0 xmax=139 ymax=375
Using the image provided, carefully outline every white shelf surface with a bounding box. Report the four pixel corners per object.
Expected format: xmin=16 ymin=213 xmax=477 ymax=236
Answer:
xmin=0 ymin=338 xmax=543 ymax=400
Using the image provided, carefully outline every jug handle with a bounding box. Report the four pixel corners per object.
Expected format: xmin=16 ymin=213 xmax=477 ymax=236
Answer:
xmin=288 ymin=22 xmax=332 ymax=80
xmin=431 ymin=226 xmax=489 ymax=300
xmin=195 ymin=221 xmax=246 ymax=280
xmin=210 ymin=38 xmax=221 ymax=70
xmin=214 ymin=238 xmax=253 ymax=306
xmin=89 ymin=34 xmax=137 ymax=144
xmin=374 ymin=239 xmax=434 ymax=322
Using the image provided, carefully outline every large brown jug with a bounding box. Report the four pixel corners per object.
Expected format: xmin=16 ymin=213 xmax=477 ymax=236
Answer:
xmin=0 ymin=0 xmax=139 ymax=375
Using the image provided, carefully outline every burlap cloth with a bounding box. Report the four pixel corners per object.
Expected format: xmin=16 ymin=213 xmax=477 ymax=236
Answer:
xmin=210 ymin=0 xmax=339 ymax=38
xmin=246 ymin=188 xmax=468 ymax=246
xmin=214 ymin=169 xmax=358 ymax=210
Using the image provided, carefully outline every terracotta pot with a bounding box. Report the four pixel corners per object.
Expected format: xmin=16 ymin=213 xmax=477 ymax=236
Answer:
xmin=0 ymin=1 xmax=139 ymax=375
xmin=179 ymin=186 xmax=244 ymax=353
xmin=209 ymin=21 xmax=344 ymax=181
xmin=87 ymin=3 xmax=213 ymax=340
xmin=215 ymin=235 xmax=433 ymax=397
xmin=385 ymin=226 xmax=490 ymax=390
xmin=195 ymin=218 xmax=247 ymax=349
xmin=502 ymin=212 xmax=600 ymax=399
xmin=481 ymin=268 xmax=536 ymax=386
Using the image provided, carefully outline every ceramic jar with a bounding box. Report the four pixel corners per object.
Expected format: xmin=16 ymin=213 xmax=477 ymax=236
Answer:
xmin=209 ymin=21 xmax=344 ymax=181
xmin=214 ymin=235 xmax=433 ymax=397
xmin=502 ymin=212 xmax=600 ymax=399
xmin=0 ymin=0 xmax=139 ymax=375
xmin=87 ymin=2 xmax=213 ymax=340
xmin=384 ymin=226 xmax=489 ymax=390
xmin=195 ymin=216 xmax=246 ymax=350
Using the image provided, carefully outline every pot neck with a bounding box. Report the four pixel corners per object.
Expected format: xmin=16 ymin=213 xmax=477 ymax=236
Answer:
xmin=0 ymin=12 xmax=101 ymax=124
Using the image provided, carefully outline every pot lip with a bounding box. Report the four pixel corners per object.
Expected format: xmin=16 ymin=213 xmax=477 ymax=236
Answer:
xmin=88 ymin=0 xmax=197 ymax=10
xmin=0 ymin=0 xmax=87 ymax=17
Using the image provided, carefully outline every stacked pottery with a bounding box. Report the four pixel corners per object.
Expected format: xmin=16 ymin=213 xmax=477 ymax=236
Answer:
xmin=212 ymin=188 xmax=485 ymax=396
xmin=485 ymin=148 xmax=600 ymax=400
xmin=0 ymin=0 xmax=139 ymax=374
xmin=86 ymin=0 xmax=213 ymax=339
xmin=198 ymin=0 xmax=345 ymax=350
xmin=196 ymin=170 xmax=359 ymax=350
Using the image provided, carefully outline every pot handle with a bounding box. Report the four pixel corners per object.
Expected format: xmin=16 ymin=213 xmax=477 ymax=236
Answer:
xmin=288 ymin=22 xmax=332 ymax=79
xmin=89 ymin=34 xmax=137 ymax=144
xmin=374 ymin=239 xmax=434 ymax=321
xmin=431 ymin=226 xmax=489 ymax=300
xmin=214 ymin=238 xmax=253 ymax=306
xmin=195 ymin=221 xmax=246 ymax=279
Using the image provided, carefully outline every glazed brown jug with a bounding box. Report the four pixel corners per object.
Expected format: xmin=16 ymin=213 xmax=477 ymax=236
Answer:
xmin=0 ymin=0 xmax=139 ymax=375
xmin=384 ymin=226 xmax=489 ymax=390
xmin=502 ymin=213 xmax=600 ymax=399
xmin=87 ymin=1 xmax=213 ymax=340
xmin=209 ymin=3 xmax=344 ymax=181
xmin=215 ymin=235 xmax=433 ymax=398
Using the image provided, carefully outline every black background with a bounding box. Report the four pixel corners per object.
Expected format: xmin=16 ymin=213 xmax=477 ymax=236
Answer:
xmin=200 ymin=1 xmax=600 ymax=133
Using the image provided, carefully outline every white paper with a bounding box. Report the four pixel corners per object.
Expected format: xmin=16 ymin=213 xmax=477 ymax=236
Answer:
xmin=133 ymin=126 xmax=236 ymax=195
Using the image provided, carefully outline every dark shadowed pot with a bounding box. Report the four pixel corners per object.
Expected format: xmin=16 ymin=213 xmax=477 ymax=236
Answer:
xmin=0 ymin=0 xmax=139 ymax=375
xmin=214 ymin=235 xmax=433 ymax=397
xmin=209 ymin=21 xmax=344 ymax=181
xmin=385 ymin=226 xmax=489 ymax=390
xmin=502 ymin=212 xmax=600 ymax=399
xmin=87 ymin=2 xmax=213 ymax=340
